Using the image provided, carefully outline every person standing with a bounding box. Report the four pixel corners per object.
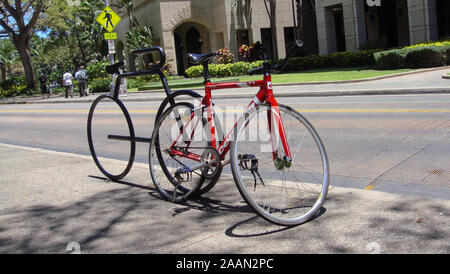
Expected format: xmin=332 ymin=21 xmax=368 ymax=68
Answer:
xmin=63 ymin=70 xmax=74 ymax=98
xmin=75 ymin=66 xmax=88 ymax=97
xmin=39 ymin=74 xmax=49 ymax=99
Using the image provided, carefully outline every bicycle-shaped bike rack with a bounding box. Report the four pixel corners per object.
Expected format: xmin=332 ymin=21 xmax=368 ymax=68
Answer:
xmin=87 ymin=46 xmax=203 ymax=181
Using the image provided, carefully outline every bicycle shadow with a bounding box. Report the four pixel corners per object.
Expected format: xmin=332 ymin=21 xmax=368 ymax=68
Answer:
xmin=224 ymin=207 xmax=327 ymax=238
xmin=89 ymin=175 xmax=326 ymax=238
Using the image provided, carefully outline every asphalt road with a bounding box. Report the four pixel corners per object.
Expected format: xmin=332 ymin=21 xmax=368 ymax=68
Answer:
xmin=0 ymin=93 xmax=449 ymax=200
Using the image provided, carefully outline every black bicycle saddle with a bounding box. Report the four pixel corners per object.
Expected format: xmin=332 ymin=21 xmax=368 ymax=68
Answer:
xmin=187 ymin=52 xmax=217 ymax=65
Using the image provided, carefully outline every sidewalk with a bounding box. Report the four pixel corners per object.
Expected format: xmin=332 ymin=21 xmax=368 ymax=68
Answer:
xmin=1 ymin=66 xmax=449 ymax=105
xmin=0 ymin=142 xmax=448 ymax=254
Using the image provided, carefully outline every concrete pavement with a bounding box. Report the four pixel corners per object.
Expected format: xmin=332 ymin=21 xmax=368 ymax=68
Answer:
xmin=1 ymin=66 xmax=449 ymax=105
xmin=0 ymin=142 xmax=448 ymax=254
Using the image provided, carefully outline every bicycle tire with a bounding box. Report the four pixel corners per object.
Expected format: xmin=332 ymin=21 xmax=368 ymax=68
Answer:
xmin=155 ymin=90 xmax=224 ymax=195
xmin=230 ymin=104 xmax=330 ymax=226
xmin=149 ymin=102 xmax=214 ymax=202
xmin=87 ymin=95 xmax=135 ymax=181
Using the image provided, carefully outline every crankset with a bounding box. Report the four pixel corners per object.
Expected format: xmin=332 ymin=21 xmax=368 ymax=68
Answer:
xmin=200 ymin=147 xmax=221 ymax=179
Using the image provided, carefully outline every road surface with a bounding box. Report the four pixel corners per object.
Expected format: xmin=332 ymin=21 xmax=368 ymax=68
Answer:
xmin=0 ymin=93 xmax=448 ymax=200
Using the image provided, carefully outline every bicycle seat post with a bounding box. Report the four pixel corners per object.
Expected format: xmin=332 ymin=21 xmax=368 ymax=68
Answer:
xmin=202 ymin=62 xmax=210 ymax=84
xmin=263 ymin=62 xmax=271 ymax=76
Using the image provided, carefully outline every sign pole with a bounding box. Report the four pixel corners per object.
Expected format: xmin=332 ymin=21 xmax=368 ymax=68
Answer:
xmin=97 ymin=2 xmax=122 ymax=95
xmin=105 ymin=0 xmax=114 ymax=94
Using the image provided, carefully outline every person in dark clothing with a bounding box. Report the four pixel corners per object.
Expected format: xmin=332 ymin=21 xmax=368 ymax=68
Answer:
xmin=39 ymin=74 xmax=49 ymax=99
xmin=75 ymin=66 xmax=88 ymax=97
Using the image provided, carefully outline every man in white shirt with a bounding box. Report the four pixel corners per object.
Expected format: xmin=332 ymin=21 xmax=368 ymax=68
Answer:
xmin=63 ymin=71 xmax=73 ymax=98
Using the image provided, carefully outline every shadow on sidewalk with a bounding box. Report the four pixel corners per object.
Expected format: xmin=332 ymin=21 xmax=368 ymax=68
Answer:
xmin=0 ymin=173 xmax=448 ymax=253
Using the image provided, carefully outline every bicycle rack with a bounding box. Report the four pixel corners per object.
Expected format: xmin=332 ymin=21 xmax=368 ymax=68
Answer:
xmin=105 ymin=47 xmax=172 ymax=145
xmin=88 ymin=46 xmax=204 ymax=181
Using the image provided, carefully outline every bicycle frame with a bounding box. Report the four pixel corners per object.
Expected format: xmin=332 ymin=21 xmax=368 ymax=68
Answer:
xmin=169 ymin=73 xmax=292 ymax=165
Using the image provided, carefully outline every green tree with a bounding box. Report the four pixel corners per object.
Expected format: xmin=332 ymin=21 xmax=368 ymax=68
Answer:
xmin=112 ymin=0 xmax=138 ymax=30
xmin=35 ymin=0 xmax=106 ymax=74
xmin=0 ymin=38 xmax=20 ymax=75
xmin=0 ymin=0 xmax=44 ymax=89
xmin=126 ymin=25 xmax=153 ymax=69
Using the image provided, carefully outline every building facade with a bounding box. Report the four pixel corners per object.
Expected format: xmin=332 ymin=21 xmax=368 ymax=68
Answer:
xmin=316 ymin=0 xmax=449 ymax=55
xmin=114 ymin=0 xmax=299 ymax=74
xmin=112 ymin=0 xmax=449 ymax=75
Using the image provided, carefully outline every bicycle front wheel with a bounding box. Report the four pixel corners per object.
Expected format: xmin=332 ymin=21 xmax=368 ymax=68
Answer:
xmin=87 ymin=95 xmax=135 ymax=181
xmin=230 ymin=104 xmax=330 ymax=226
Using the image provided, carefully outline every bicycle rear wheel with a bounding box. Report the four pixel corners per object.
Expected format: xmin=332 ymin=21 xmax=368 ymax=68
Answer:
xmin=230 ymin=104 xmax=330 ymax=226
xmin=149 ymin=102 xmax=216 ymax=202
xmin=87 ymin=95 xmax=135 ymax=181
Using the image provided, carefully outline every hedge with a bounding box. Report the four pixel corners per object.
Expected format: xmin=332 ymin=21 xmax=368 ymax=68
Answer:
xmin=185 ymin=61 xmax=264 ymax=78
xmin=283 ymin=49 xmax=378 ymax=71
xmin=374 ymin=40 xmax=450 ymax=69
xmin=185 ymin=50 xmax=380 ymax=78
xmin=89 ymin=77 xmax=110 ymax=93
xmin=0 ymin=76 xmax=27 ymax=98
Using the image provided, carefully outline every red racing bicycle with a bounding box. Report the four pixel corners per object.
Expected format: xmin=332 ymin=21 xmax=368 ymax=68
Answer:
xmin=149 ymin=41 xmax=330 ymax=226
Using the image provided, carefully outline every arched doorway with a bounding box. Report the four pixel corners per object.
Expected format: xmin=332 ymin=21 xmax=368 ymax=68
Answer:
xmin=174 ymin=33 xmax=185 ymax=76
xmin=186 ymin=27 xmax=202 ymax=54
xmin=173 ymin=21 xmax=211 ymax=75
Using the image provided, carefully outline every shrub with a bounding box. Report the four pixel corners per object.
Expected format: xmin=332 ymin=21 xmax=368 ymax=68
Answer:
xmin=0 ymin=84 xmax=27 ymax=98
xmin=48 ymin=69 xmax=63 ymax=84
xmin=374 ymin=39 xmax=450 ymax=68
xmin=185 ymin=65 xmax=204 ymax=78
xmin=89 ymin=77 xmax=110 ymax=93
xmin=405 ymin=49 xmax=445 ymax=68
xmin=376 ymin=52 xmax=405 ymax=70
xmin=185 ymin=61 xmax=264 ymax=78
xmin=217 ymin=48 xmax=234 ymax=64
xmin=328 ymin=50 xmax=376 ymax=67
xmin=87 ymin=60 xmax=109 ymax=80
xmin=239 ymin=42 xmax=264 ymax=62
xmin=0 ymin=75 xmax=26 ymax=90
xmin=299 ymin=54 xmax=329 ymax=70
xmin=127 ymin=77 xmax=147 ymax=89
xmin=278 ymin=50 xmax=376 ymax=71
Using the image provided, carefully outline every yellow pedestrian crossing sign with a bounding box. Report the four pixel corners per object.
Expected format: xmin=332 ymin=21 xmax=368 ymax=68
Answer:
xmin=96 ymin=6 xmax=121 ymax=32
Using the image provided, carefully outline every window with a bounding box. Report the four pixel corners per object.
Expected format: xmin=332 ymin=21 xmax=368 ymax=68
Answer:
xmin=236 ymin=29 xmax=250 ymax=48
xmin=260 ymin=28 xmax=273 ymax=59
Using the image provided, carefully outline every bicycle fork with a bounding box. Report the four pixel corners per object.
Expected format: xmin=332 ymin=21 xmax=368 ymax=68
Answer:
xmin=265 ymin=96 xmax=293 ymax=170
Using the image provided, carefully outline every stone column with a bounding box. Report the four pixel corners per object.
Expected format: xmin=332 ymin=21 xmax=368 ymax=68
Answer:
xmin=316 ymin=6 xmax=337 ymax=54
xmin=348 ymin=0 xmax=367 ymax=51
xmin=408 ymin=0 xmax=438 ymax=44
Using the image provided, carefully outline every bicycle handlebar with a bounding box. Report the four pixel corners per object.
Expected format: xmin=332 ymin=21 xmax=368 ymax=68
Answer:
xmin=106 ymin=46 xmax=168 ymax=77
xmin=132 ymin=46 xmax=166 ymax=71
